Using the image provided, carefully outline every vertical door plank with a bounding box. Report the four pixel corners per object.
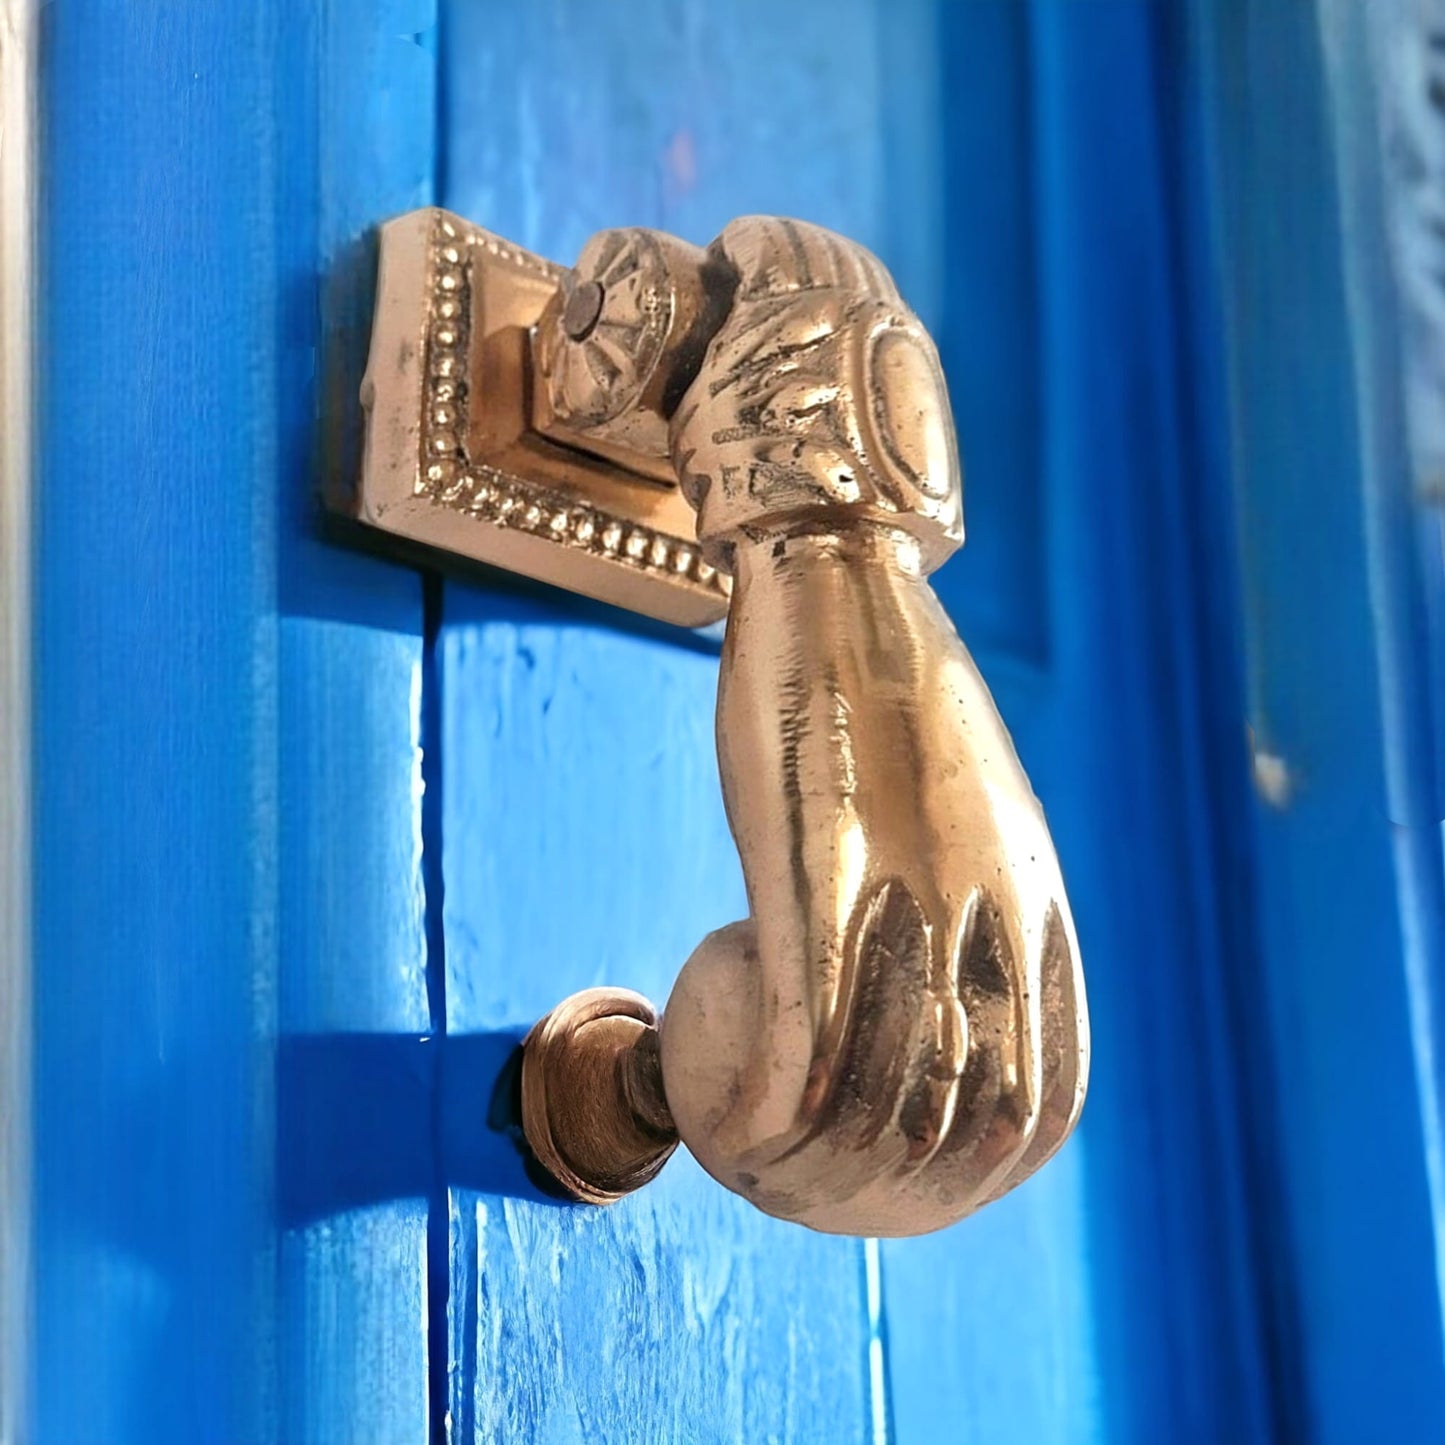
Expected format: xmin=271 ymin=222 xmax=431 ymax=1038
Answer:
xmin=436 ymin=2 xmax=903 ymax=1438
xmin=36 ymin=10 xmax=290 ymax=1437
xmin=34 ymin=4 xmax=435 ymax=1441
xmin=278 ymin=5 xmax=438 ymax=1443
xmin=438 ymin=601 xmax=868 ymax=1442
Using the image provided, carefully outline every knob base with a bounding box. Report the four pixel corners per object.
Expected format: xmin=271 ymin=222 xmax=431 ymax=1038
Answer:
xmin=520 ymin=987 xmax=678 ymax=1204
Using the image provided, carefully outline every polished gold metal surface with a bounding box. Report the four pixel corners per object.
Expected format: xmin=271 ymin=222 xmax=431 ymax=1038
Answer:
xmin=344 ymin=209 xmax=729 ymax=627
xmin=520 ymin=988 xmax=677 ymax=1205
xmin=525 ymin=216 xmax=1086 ymax=1236
xmin=350 ymin=208 xmax=1089 ymax=1236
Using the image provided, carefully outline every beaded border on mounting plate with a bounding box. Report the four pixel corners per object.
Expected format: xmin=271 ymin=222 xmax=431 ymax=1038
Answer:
xmin=413 ymin=213 xmax=729 ymax=603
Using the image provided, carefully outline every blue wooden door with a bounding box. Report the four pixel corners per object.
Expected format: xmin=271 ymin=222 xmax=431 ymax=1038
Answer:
xmin=21 ymin=2 xmax=1445 ymax=1443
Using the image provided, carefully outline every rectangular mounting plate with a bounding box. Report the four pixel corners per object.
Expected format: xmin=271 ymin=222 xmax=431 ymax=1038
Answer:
xmin=342 ymin=208 xmax=730 ymax=628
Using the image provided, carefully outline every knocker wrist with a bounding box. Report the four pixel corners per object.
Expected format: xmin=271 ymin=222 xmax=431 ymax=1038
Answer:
xmin=723 ymin=516 xmax=927 ymax=582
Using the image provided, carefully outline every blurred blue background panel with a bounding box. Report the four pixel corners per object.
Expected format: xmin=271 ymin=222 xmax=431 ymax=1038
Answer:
xmin=1194 ymin=0 xmax=1445 ymax=1438
xmin=925 ymin=0 xmax=1046 ymax=665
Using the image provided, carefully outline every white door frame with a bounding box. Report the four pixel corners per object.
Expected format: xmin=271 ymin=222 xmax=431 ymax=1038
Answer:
xmin=0 ymin=1 xmax=35 ymax=1438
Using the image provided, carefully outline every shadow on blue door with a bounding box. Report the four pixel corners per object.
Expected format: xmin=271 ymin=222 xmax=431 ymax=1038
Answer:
xmin=277 ymin=1031 xmax=563 ymax=1224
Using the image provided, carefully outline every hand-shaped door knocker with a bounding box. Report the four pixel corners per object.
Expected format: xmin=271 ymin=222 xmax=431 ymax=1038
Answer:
xmin=346 ymin=210 xmax=1089 ymax=1236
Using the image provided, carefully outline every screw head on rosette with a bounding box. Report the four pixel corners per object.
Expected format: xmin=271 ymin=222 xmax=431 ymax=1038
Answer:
xmin=534 ymin=227 xmax=718 ymax=462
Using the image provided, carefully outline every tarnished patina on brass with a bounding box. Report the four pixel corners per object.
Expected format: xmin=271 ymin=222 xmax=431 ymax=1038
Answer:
xmin=349 ymin=208 xmax=1089 ymax=1236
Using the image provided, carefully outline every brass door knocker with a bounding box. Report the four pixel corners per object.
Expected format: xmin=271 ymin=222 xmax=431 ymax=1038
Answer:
xmin=343 ymin=209 xmax=1089 ymax=1237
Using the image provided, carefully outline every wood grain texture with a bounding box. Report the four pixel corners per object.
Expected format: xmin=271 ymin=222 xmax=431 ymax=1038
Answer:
xmin=438 ymin=597 xmax=870 ymax=1442
xmin=33 ymin=3 xmax=434 ymax=1440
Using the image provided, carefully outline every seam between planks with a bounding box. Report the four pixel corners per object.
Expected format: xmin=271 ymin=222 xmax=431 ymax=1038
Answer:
xmin=425 ymin=11 xmax=451 ymax=1436
xmin=421 ymin=571 xmax=452 ymax=1445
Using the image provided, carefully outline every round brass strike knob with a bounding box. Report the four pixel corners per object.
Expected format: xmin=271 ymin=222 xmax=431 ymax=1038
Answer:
xmin=520 ymin=988 xmax=676 ymax=1205
xmin=522 ymin=216 xmax=1089 ymax=1238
